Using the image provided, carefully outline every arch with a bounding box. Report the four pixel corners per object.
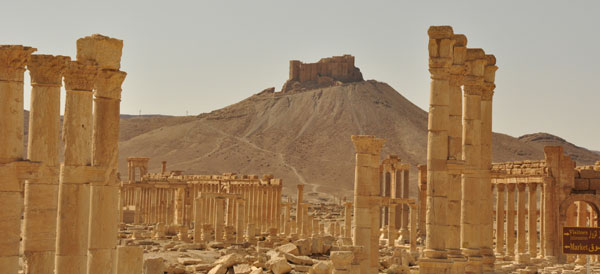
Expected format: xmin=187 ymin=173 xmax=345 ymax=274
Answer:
xmin=558 ymin=193 xmax=600 ymax=228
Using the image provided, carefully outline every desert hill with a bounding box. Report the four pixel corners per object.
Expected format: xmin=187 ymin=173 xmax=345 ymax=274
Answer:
xmin=116 ymin=80 xmax=600 ymax=197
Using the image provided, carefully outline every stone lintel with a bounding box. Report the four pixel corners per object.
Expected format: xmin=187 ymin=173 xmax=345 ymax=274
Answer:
xmin=28 ymin=54 xmax=71 ymax=85
xmin=0 ymin=45 xmax=37 ymax=81
xmin=427 ymin=26 xmax=454 ymax=39
xmin=76 ymin=34 xmax=123 ymax=70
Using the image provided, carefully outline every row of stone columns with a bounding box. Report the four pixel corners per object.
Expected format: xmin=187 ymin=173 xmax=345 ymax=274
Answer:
xmin=421 ymin=25 xmax=498 ymax=274
xmin=121 ymin=185 xmax=178 ymax=225
xmin=0 ymin=34 xmax=126 ymax=274
xmin=379 ymin=157 xmax=410 ymax=244
xmin=494 ymin=183 xmax=541 ymax=261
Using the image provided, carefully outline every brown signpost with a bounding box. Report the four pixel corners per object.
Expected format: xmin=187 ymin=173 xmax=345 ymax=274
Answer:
xmin=563 ymin=226 xmax=600 ymax=255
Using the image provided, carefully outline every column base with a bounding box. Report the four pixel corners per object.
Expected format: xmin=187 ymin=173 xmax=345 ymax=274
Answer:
xmin=516 ymin=253 xmax=531 ymax=264
xmin=462 ymin=248 xmax=482 ymax=274
xmin=418 ymin=258 xmax=452 ymax=274
xmin=448 ymin=249 xmax=467 ymax=274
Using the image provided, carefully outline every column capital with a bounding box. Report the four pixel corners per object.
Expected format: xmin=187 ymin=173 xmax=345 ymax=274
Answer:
xmin=77 ymin=34 xmax=123 ymax=70
xmin=64 ymin=61 xmax=98 ymax=91
xmin=463 ymin=85 xmax=483 ymax=96
xmin=297 ymin=184 xmax=304 ymax=191
xmin=94 ymin=69 xmax=127 ymax=99
xmin=528 ymin=183 xmax=538 ymax=191
xmin=496 ymin=183 xmax=505 ymax=191
xmin=351 ymin=135 xmax=385 ymax=155
xmin=427 ymin=26 xmax=454 ymax=39
xmin=0 ymin=45 xmax=37 ymax=81
xmin=517 ymin=183 xmax=526 ymax=192
xmin=463 ymin=48 xmax=486 ymax=86
xmin=507 ymin=183 xmax=516 ymax=192
xmin=28 ymin=54 xmax=70 ymax=86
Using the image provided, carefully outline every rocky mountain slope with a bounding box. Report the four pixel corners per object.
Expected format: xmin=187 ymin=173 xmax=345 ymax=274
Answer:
xmin=115 ymin=80 xmax=600 ymax=197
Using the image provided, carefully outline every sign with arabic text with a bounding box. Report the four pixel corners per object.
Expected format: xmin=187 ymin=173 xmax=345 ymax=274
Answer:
xmin=563 ymin=226 xmax=600 ymax=255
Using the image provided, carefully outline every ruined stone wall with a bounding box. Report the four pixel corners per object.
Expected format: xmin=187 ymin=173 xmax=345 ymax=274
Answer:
xmin=572 ymin=162 xmax=600 ymax=191
xmin=281 ymin=55 xmax=363 ymax=92
xmin=491 ymin=160 xmax=547 ymax=176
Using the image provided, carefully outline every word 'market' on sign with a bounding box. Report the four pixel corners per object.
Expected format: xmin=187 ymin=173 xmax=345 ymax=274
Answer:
xmin=563 ymin=226 xmax=600 ymax=255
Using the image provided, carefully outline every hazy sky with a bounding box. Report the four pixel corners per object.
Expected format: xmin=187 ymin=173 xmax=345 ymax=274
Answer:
xmin=3 ymin=1 xmax=599 ymax=151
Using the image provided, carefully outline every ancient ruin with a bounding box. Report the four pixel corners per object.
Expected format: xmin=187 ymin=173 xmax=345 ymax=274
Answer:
xmin=1 ymin=24 xmax=598 ymax=274
xmin=281 ymin=55 xmax=363 ymax=92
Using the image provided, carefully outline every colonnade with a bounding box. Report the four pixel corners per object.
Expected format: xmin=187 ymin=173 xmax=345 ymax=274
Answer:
xmin=421 ymin=25 xmax=498 ymax=274
xmin=493 ymin=182 xmax=541 ymax=262
xmin=379 ymin=155 xmax=411 ymax=244
xmin=0 ymin=34 xmax=128 ymax=274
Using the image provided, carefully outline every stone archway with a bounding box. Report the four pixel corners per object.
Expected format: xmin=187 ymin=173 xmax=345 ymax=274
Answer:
xmin=558 ymin=193 xmax=600 ymax=262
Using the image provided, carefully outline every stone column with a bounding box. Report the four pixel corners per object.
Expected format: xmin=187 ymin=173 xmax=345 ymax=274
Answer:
xmin=506 ymin=184 xmax=516 ymax=258
xmin=215 ymin=197 xmax=225 ymax=241
xmin=399 ymin=169 xmax=410 ymax=242
xmin=388 ymin=202 xmax=397 ymax=247
xmin=236 ymin=200 xmax=245 ymax=243
xmin=495 ymin=184 xmax=505 ymax=256
xmin=302 ymin=205 xmax=310 ymax=238
xmin=447 ymin=34 xmax=466 ymax=264
xmin=417 ymin=165 xmax=427 ymax=239
xmin=161 ymin=161 xmax=167 ymax=173
xmin=351 ymin=135 xmax=385 ymax=274
xmin=174 ymin=187 xmax=184 ymax=225
xmin=410 ymin=205 xmax=418 ymax=253
xmin=0 ymin=45 xmax=36 ymax=273
xmin=480 ymin=54 xmax=497 ymax=271
xmin=528 ymin=184 xmax=538 ymax=258
xmin=516 ymin=183 xmax=528 ymax=262
xmin=344 ymin=202 xmax=352 ymax=238
xmin=297 ymin=184 xmax=305 ymax=234
xmin=22 ymin=54 xmax=69 ymax=274
xmin=77 ymin=34 xmax=126 ymax=274
xmin=461 ymin=48 xmax=487 ymax=273
xmin=420 ymin=26 xmax=454 ymax=274
xmin=55 ymin=61 xmax=97 ymax=274
xmin=194 ymin=197 xmax=205 ymax=243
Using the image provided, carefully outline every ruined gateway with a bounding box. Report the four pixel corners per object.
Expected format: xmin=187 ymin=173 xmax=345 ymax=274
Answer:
xmin=1 ymin=26 xmax=599 ymax=274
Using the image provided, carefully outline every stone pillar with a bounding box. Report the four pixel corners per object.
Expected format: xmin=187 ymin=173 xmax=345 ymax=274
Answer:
xmin=420 ymin=26 xmax=454 ymax=274
xmin=344 ymin=202 xmax=352 ymax=238
xmin=236 ymin=200 xmax=245 ymax=243
xmin=399 ymin=169 xmax=410 ymax=242
xmin=194 ymin=197 xmax=203 ymax=243
xmin=480 ymin=54 xmax=497 ymax=271
xmin=516 ymin=183 xmax=528 ymax=262
xmin=461 ymin=48 xmax=487 ymax=273
xmin=302 ymin=205 xmax=310 ymax=237
xmin=528 ymin=184 xmax=538 ymax=258
xmin=495 ymin=184 xmax=505 ymax=256
xmin=55 ymin=61 xmax=97 ymax=274
xmin=506 ymin=184 xmax=516 ymax=258
xmin=297 ymin=184 xmax=305 ymax=234
xmin=22 ymin=54 xmax=69 ymax=274
xmin=0 ymin=45 xmax=36 ymax=273
xmin=351 ymin=135 xmax=385 ymax=274
xmin=161 ymin=161 xmax=167 ymax=173
xmin=388 ymin=202 xmax=397 ymax=247
xmin=215 ymin=197 xmax=225 ymax=241
xmin=417 ymin=165 xmax=427 ymax=239
xmin=115 ymin=246 xmax=143 ymax=274
xmin=78 ymin=34 xmax=126 ymax=274
xmin=174 ymin=187 xmax=184 ymax=225
xmin=447 ymin=33 xmax=466 ymax=265
xmin=410 ymin=205 xmax=417 ymax=253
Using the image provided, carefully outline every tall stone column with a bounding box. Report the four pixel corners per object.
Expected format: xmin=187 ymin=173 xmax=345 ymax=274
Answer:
xmin=495 ymin=184 xmax=505 ymax=256
xmin=194 ymin=197 xmax=203 ymax=243
xmin=236 ymin=200 xmax=245 ymax=243
xmin=55 ymin=61 xmax=98 ymax=274
xmin=417 ymin=165 xmax=427 ymax=239
xmin=516 ymin=183 xmax=527 ymax=262
xmin=76 ymin=34 xmax=126 ymax=274
xmin=351 ymin=135 xmax=385 ymax=274
xmin=461 ymin=47 xmax=487 ymax=273
xmin=480 ymin=54 xmax=497 ymax=271
xmin=447 ymin=34 xmax=467 ymax=266
xmin=528 ymin=184 xmax=538 ymax=258
xmin=506 ymin=184 xmax=516 ymax=257
xmin=420 ymin=26 xmax=454 ymax=274
xmin=22 ymin=54 xmax=69 ymax=274
xmin=297 ymin=184 xmax=305 ymax=234
xmin=175 ymin=187 xmax=184 ymax=225
xmin=215 ymin=197 xmax=225 ymax=241
xmin=0 ymin=45 xmax=36 ymax=273
xmin=399 ymin=169 xmax=410 ymax=242
xmin=344 ymin=202 xmax=352 ymax=238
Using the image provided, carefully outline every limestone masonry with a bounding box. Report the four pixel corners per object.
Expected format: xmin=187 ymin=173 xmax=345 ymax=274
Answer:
xmin=1 ymin=26 xmax=598 ymax=274
xmin=281 ymin=55 xmax=363 ymax=92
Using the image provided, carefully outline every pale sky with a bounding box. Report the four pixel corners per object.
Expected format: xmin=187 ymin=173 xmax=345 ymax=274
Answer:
xmin=3 ymin=1 xmax=599 ymax=151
